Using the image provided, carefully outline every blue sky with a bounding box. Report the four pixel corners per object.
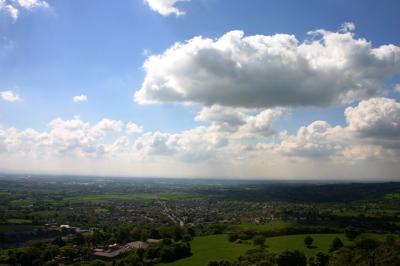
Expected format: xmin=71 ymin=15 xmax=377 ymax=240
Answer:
xmin=1 ymin=0 xmax=400 ymax=178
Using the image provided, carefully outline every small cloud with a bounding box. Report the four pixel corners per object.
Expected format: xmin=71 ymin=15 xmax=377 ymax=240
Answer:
xmin=3 ymin=4 xmax=19 ymax=20
xmin=0 ymin=0 xmax=48 ymax=21
xmin=394 ymin=84 xmax=400 ymax=93
xmin=144 ymin=0 xmax=189 ymax=16
xmin=15 ymin=0 xmax=49 ymax=9
xmin=340 ymin=21 xmax=356 ymax=33
xmin=142 ymin=49 xmax=152 ymax=56
xmin=126 ymin=122 xmax=143 ymax=134
xmin=1 ymin=90 xmax=21 ymax=102
xmin=73 ymin=94 xmax=87 ymax=103
xmin=95 ymin=118 xmax=123 ymax=132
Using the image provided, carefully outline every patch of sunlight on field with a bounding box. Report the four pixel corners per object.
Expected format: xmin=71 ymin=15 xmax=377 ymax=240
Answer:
xmin=158 ymin=234 xmax=250 ymax=266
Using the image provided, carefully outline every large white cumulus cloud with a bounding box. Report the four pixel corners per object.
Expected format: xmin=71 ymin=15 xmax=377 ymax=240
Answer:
xmin=135 ymin=27 xmax=400 ymax=108
xmin=0 ymin=117 xmax=127 ymax=157
xmin=345 ymin=97 xmax=400 ymax=139
xmin=195 ymin=105 xmax=282 ymax=136
xmin=274 ymin=97 xmax=400 ymax=161
xmin=1 ymin=98 xmax=400 ymax=177
xmin=277 ymin=121 xmax=346 ymax=158
xmin=134 ymin=127 xmax=229 ymax=162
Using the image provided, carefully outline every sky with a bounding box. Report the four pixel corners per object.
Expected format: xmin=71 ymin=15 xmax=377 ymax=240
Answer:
xmin=0 ymin=0 xmax=400 ymax=179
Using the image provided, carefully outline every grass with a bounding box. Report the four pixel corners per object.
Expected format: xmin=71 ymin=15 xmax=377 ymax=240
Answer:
xmin=94 ymin=208 xmax=109 ymax=214
xmin=158 ymin=232 xmax=385 ymax=265
xmin=384 ymin=192 xmax=400 ymax=200
xmin=332 ymin=208 xmax=400 ymax=217
xmin=10 ymin=199 xmax=33 ymax=207
xmin=228 ymin=220 xmax=296 ymax=232
xmin=266 ymin=233 xmax=386 ymax=258
xmin=30 ymin=210 xmax=56 ymax=218
xmin=266 ymin=234 xmax=350 ymax=258
xmin=7 ymin=218 xmax=32 ymax=224
xmin=0 ymin=224 xmax=39 ymax=233
xmin=62 ymin=192 xmax=202 ymax=203
xmin=158 ymin=234 xmax=251 ymax=266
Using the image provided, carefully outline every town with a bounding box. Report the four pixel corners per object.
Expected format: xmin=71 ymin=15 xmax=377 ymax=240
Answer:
xmin=0 ymin=176 xmax=399 ymax=265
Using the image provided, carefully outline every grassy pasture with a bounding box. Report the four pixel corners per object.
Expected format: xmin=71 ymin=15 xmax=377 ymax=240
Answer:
xmin=6 ymin=219 xmax=32 ymax=224
xmin=62 ymin=192 xmax=202 ymax=203
xmin=228 ymin=220 xmax=296 ymax=232
xmin=158 ymin=234 xmax=250 ymax=266
xmin=0 ymin=224 xmax=39 ymax=233
xmin=266 ymin=233 xmax=350 ymax=258
xmin=10 ymin=199 xmax=33 ymax=207
xmin=158 ymin=233 xmax=386 ymax=265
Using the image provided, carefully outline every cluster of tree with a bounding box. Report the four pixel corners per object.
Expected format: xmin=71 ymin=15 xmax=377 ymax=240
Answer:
xmin=207 ymin=248 xmax=310 ymax=266
xmin=0 ymin=227 xmax=61 ymax=248
xmin=227 ymin=225 xmax=340 ymax=242
xmin=299 ymin=212 xmax=400 ymax=232
xmin=197 ymin=182 xmax=400 ymax=203
xmin=194 ymin=222 xmax=228 ymax=236
xmin=0 ymin=241 xmax=93 ymax=266
xmin=103 ymin=224 xmax=195 ymax=243
xmin=114 ymin=239 xmax=191 ymax=266
xmin=329 ymin=235 xmax=400 ymax=266
xmin=0 ymin=237 xmax=192 ymax=266
xmin=209 ymin=234 xmax=400 ymax=266
xmin=62 ymin=224 xmax=195 ymax=248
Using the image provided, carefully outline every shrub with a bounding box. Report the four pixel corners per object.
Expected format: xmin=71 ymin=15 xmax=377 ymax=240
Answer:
xmin=329 ymin=237 xmax=343 ymax=252
xmin=304 ymin=236 xmax=313 ymax=248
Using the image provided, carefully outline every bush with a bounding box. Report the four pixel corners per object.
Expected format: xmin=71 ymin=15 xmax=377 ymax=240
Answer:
xmin=159 ymin=242 xmax=191 ymax=262
xmin=315 ymin=252 xmax=329 ymax=266
xmin=329 ymin=237 xmax=343 ymax=252
xmin=304 ymin=236 xmax=313 ymax=248
xmin=276 ymin=250 xmax=306 ymax=266
xmin=354 ymin=237 xmax=380 ymax=250
xmin=344 ymin=226 xmax=359 ymax=241
xmin=253 ymin=235 xmax=266 ymax=246
xmin=238 ymin=248 xmax=275 ymax=265
xmin=208 ymin=260 xmax=233 ymax=266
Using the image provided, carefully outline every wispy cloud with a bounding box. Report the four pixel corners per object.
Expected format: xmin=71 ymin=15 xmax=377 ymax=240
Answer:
xmin=73 ymin=94 xmax=87 ymax=103
xmin=1 ymin=90 xmax=21 ymax=102
xmin=144 ymin=0 xmax=190 ymax=16
xmin=394 ymin=84 xmax=400 ymax=93
xmin=0 ymin=0 xmax=48 ymax=20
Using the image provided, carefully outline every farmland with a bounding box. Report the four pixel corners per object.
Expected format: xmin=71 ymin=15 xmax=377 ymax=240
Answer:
xmin=158 ymin=235 xmax=250 ymax=266
xmin=0 ymin=176 xmax=399 ymax=265
xmin=62 ymin=192 xmax=202 ymax=203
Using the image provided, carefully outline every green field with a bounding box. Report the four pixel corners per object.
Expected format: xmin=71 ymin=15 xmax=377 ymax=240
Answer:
xmin=62 ymin=192 xmax=202 ymax=203
xmin=6 ymin=218 xmax=32 ymax=224
xmin=30 ymin=210 xmax=56 ymax=218
xmin=10 ymin=199 xmax=33 ymax=207
xmin=228 ymin=220 xmax=296 ymax=231
xmin=266 ymin=234 xmax=350 ymax=258
xmin=158 ymin=235 xmax=250 ymax=266
xmin=158 ymin=233 xmax=385 ymax=265
xmin=0 ymin=224 xmax=39 ymax=233
xmin=384 ymin=192 xmax=400 ymax=200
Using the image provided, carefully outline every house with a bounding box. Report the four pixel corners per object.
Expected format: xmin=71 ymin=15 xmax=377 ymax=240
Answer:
xmin=94 ymin=241 xmax=149 ymax=259
xmin=146 ymin=238 xmax=162 ymax=244
xmin=126 ymin=241 xmax=149 ymax=249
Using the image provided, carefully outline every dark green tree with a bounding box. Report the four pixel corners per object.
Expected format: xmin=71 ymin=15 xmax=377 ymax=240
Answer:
xmin=315 ymin=252 xmax=329 ymax=266
xmin=276 ymin=250 xmax=306 ymax=266
xmin=304 ymin=236 xmax=314 ymax=248
xmin=329 ymin=237 xmax=343 ymax=252
xmin=344 ymin=226 xmax=359 ymax=241
xmin=253 ymin=235 xmax=266 ymax=246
